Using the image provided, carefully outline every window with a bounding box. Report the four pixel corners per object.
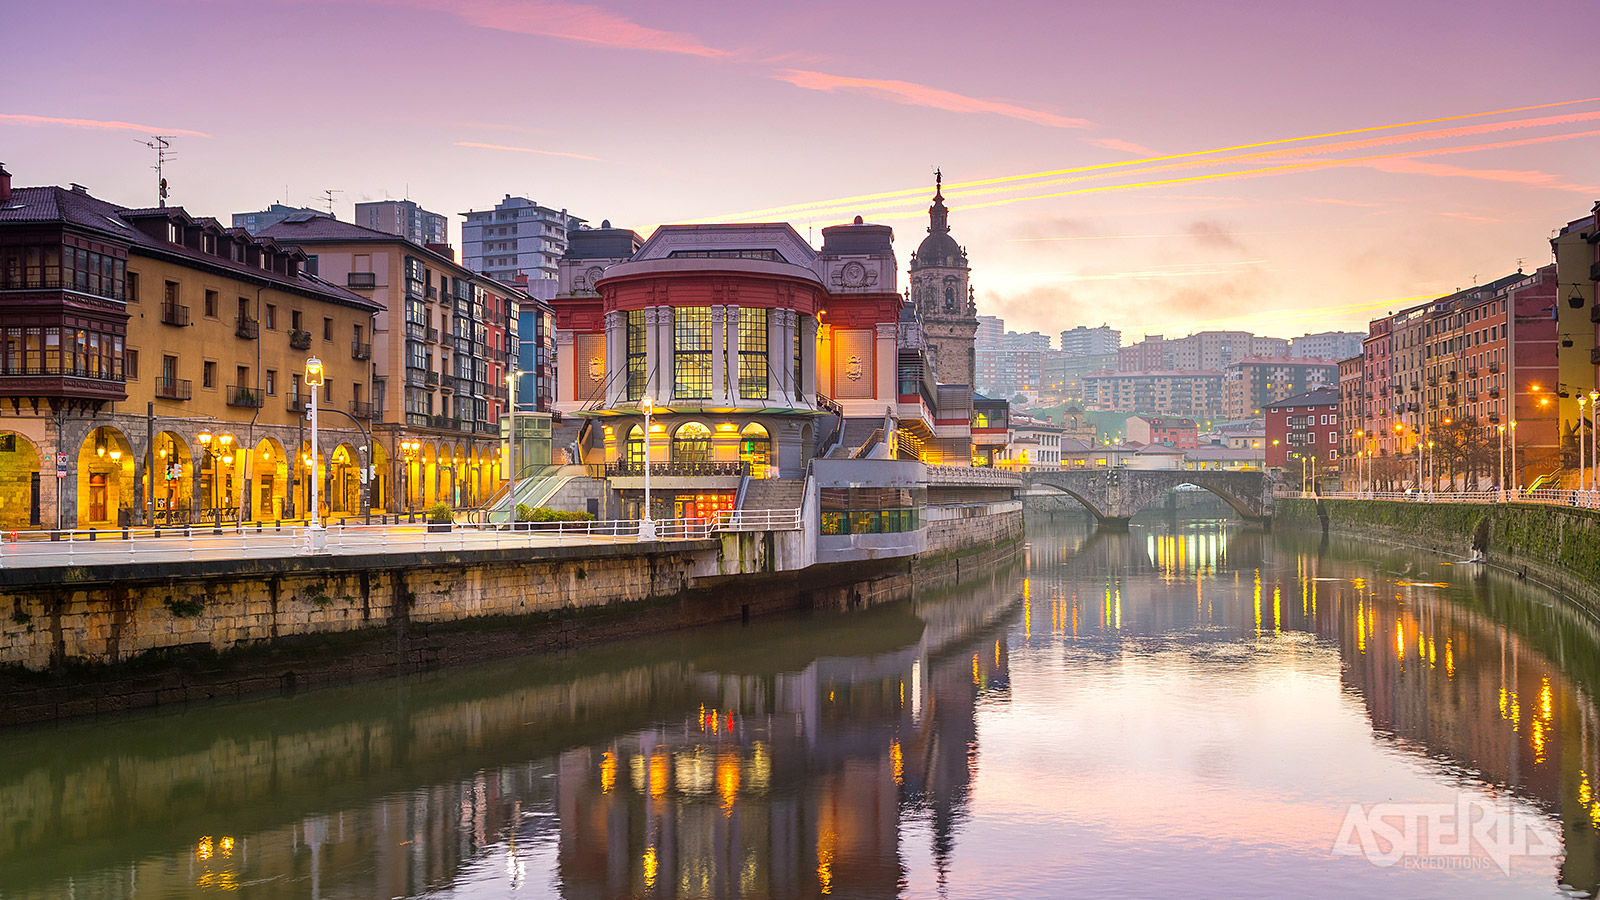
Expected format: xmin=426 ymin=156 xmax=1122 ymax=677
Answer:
xmin=625 ymin=425 xmax=645 ymax=465
xmin=673 ymin=422 xmax=711 ymax=462
xmin=265 ymin=369 xmax=276 ymax=395
xmin=265 ymin=304 xmax=276 ymax=330
xmin=291 ymin=310 xmax=303 ymax=332
xmin=127 ymin=271 xmax=140 ymax=303
xmin=324 ymin=380 xmax=333 ymax=401
xmin=794 ymin=324 xmax=803 ymax=398
xmin=125 ymin=348 xmax=139 ymax=380
xmin=164 ymin=280 xmax=179 ymax=304
xmin=738 ymin=307 xmax=768 ymax=399
xmin=235 ymin=365 xmax=248 ymax=388
xmin=626 ymin=309 xmax=647 ymax=400
xmin=202 ymin=360 xmax=216 ymax=389
xmin=674 ymin=307 xmax=712 ymax=399
xmin=323 ymin=317 xmax=333 ymax=341
xmin=204 ymin=290 xmax=218 ymax=318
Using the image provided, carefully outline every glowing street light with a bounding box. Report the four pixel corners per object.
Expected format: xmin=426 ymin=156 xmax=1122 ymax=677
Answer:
xmin=638 ymin=394 xmax=656 ymax=541
xmin=303 ymin=357 xmax=326 ymax=553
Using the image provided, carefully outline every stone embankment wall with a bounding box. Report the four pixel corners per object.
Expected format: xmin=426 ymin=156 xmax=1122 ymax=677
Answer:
xmin=1277 ymin=498 xmax=1600 ymax=609
xmin=0 ymin=512 xmax=1023 ymax=726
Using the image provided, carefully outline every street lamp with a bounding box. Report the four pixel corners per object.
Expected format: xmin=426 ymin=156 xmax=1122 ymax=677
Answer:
xmin=401 ymin=439 xmax=420 ymax=516
xmin=303 ymin=357 xmax=325 ymax=553
xmin=1510 ymin=420 xmax=1519 ymax=495
xmin=1581 ymin=394 xmax=1589 ymax=493
xmin=507 ymin=369 xmax=519 ymax=521
xmin=1590 ymin=390 xmax=1599 ymax=501
xmin=1498 ymin=423 xmax=1506 ymax=501
xmin=638 ymin=394 xmax=656 ymax=540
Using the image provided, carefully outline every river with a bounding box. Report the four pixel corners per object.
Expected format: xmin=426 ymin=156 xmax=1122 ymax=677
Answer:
xmin=2 ymin=513 xmax=1598 ymax=899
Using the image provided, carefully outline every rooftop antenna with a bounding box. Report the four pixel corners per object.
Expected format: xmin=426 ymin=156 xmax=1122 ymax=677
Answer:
xmin=138 ymin=135 xmax=175 ymax=207
xmin=318 ymin=188 xmax=343 ymax=217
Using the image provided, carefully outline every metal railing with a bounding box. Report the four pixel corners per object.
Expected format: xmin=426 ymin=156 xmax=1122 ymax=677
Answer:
xmin=352 ymin=341 xmax=371 ymax=360
xmin=0 ymin=508 xmax=807 ymax=569
xmin=347 ymin=272 xmax=377 ymax=289
xmin=600 ymin=460 xmax=749 ymax=478
xmin=161 ymin=302 xmax=189 ymax=326
xmin=1280 ymin=489 xmax=1600 ymax=509
xmin=289 ymin=329 xmax=312 ymax=350
xmin=235 ymin=316 xmax=259 ymax=339
xmin=155 ymin=377 xmax=192 ymax=400
xmin=227 ymin=385 xmax=264 ymax=408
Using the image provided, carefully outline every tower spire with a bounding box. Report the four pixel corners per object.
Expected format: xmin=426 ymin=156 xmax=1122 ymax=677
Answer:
xmin=928 ymin=169 xmax=949 ymax=234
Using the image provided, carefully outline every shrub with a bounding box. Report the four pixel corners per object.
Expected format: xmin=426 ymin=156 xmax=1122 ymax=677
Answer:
xmin=532 ymin=507 xmax=596 ymax=522
xmin=515 ymin=503 xmax=535 ymax=522
xmin=428 ymin=503 xmax=454 ymax=524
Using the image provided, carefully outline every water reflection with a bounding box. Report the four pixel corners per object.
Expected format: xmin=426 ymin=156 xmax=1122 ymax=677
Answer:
xmin=4 ymin=516 xmax=1600 ymax=898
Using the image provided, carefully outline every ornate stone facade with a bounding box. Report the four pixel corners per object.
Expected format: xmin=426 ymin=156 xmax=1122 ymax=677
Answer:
xmin=908 ymin=172 xmax=978 ymax=387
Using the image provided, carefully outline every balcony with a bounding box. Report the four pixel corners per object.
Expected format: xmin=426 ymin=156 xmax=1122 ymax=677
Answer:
xmin=1593 ymin=346 xmax=1600 ymax=366
xmin=1467 ymin=367 xmax=1479 ymax=378
xmin=347 ymin=272 xmax=377 ymax=289
xmin=287 ymin=392 xmax=309 ymax=413
xmin=1490 ymin=388 xmax=1501 ymax=398
xmin=235 ymin=315 xmax=259 ymax=340
xmin=1466 ymin=391 xmax=1479 ymax=402
xmin=425 ymin=285 xmax=438 ymax=301
xmin=603 ymin=460 xmax=750 ymax=478
xmin=1488 ymin=362 xmax=1500 ymax=373
xmin=439 ymin=374 xmax=457 ymax=393
xmin=426 ymin=327 xmax=439 ymax=342
xmin=352 ymin=341 xmax=372 ymax=361
xmin=406 ymin=367 xmax=428 ymax=387
xmin=405 ymin=321 xmax=426 ymax=340
xmin=1445 ymin=393 xmax=1457 ymax=405
xmin=155 ymin=377 xmax=192 ymax=400
xmin=161 ymin=302 xmax=190 ymax=327
xmin=1591 ymin=260 xmax=1600 ymax=283
xmin=227 ymin=385 xmax=264 ymax=408
xmin=289 ymin=329 xmax=312 ymax=350
xmin=1489 ymin=411 xmax=1501 ymax=423
xmin=424 ymin=370 xmax=439 ymax=387
xmin=1446 ymin=370 xmax=1458 ymax=382
xmin=350 ymin=400 xmax=374 ymax=419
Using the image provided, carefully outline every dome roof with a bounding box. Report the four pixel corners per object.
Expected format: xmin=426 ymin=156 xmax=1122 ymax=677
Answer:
xmin=915 ymin=231 xmax=964 ymax=267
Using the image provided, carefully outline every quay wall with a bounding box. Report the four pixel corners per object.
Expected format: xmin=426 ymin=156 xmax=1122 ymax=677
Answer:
xmin=0 ymin=511 xmax=1023 ymax=726
xmin=1277 ymin=498 xmax=1600 ymax=610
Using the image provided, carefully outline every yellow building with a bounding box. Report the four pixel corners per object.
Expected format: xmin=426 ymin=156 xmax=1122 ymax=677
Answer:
xmin=0 ymin=171 xmax=382 ymax=528
xmin=259 ymin=216 xmax=513 ymax=512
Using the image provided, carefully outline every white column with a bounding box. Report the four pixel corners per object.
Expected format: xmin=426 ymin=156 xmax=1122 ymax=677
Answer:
xmin=770 ymin=308 xmax=793 ymax=403
xmin=875 ymin=322 xmax=898 ymax=402
xmin=646 ymin=306 xmax=667 ymax=402
xmin=801 ymin=315 xmax=818 ymax=403
xmin=553 ymin=329 xmax=576 ymax=408
xmin=726 ymin=306 xmax=741 ymax=403
xmin=710 ymin=306 xmax=727 ymax=405
xmin=604 ymin=310 xmax=625 ymax=407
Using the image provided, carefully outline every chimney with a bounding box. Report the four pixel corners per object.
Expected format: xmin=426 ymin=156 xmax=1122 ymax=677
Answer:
xmin=0 ymin=163 xmax=10 ymax=204
xmin=69 ymin=182 xmax=88 ymax=195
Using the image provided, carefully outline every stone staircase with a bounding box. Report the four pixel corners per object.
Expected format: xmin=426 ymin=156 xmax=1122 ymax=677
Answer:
xmin=740 ymin=478 xmax=806 ymax=511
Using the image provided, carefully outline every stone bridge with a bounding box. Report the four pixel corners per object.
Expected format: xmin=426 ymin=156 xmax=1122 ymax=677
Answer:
xmin=1022 ymin=469 xmax=1276 ymax=528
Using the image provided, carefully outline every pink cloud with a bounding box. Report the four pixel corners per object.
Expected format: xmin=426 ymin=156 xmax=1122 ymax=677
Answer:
xmin=1087 ymin=137 xmax=1155 ymax=156
xmin=454 ymin=141 xmax=600 ymax=161
xmin=1305 ymin=197 xmax=1384 ymax=208
xmin=0 ymin=113 xmax=210 ymax=138
xmin=1362 ymin=155 xmax=1595 ymax=191
xmin=775 ymin=69 xmax=1091 ymax=129
xmin=377 ymin=0 xmax=727 ymax=57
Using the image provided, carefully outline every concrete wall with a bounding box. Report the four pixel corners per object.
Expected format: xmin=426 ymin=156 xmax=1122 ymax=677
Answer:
xmin=1278 ymin=497 xmax=1600 ymax=609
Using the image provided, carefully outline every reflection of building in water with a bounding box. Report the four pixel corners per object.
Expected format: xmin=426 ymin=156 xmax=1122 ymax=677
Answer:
xmin=554 ymin=570 xmax=1019 ymax=899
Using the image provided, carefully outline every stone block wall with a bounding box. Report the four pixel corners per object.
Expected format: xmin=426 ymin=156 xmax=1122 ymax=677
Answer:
xmin=1278 ymin=498 xmax=1600 ymax=609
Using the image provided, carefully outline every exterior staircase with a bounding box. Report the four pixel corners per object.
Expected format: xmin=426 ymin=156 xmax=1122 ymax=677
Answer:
xmin=740 ymin=478 xmax=805 ymax=511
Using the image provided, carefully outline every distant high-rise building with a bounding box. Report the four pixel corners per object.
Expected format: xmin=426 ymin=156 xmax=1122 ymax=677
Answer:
xmin=1003 ymin=330 xmax=1051 ymax=351
xmin=976 ymin=315 xmax=1004 ymax=350
xmin=231 ymin=203 xmax=328 ymax=234
xmin=1119 ymin=335 xmax=1169 ymax=370
xmin=1060 ymin=324 xmax=1121 ymax=357
xmin=1291 ymin=331 xmax=1363 ymax=360
xmin=354 ymin=199 xmax=449 ymax=247
xmin=462 ymin=196 xmax=586 ymax=302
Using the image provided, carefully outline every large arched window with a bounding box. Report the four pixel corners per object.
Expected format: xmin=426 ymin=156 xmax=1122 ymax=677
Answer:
xmin=673 ymin=422 xmax=711 ymax=463
xmin=625 ymin=425 xmax=645 ymax=467
xmin=740 ymin=423 xmax=771 ymax=478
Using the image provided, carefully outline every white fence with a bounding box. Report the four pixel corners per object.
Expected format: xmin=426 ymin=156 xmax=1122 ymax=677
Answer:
xmin=0 ymin=509 xmax=806 ymax=570
xmin=1280 ymin=490 xmax=1600 ymax=510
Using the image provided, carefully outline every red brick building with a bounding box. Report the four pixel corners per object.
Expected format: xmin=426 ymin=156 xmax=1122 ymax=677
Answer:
xmin=1267 ymin=388 xmax=1338 ymax=470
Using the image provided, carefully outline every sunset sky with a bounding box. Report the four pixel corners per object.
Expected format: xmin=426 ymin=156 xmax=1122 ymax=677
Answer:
xmin=4 ymin=0 xmax=1596 ymax=343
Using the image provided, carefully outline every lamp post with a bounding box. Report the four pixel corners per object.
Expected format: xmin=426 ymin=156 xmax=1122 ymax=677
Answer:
xmin=304 ymin=358 xmax=325 ymax=553
xmin=638 ymin=394 xmax=656 ymax=540
xmin=1498 ymin=423 xmax=1506 ymax=501
xmin=1510 ymin=420 xmax=1519 ymax=495
xmin=401 ymin=439 xmax=420 ymax=517
xmin=1427 ymin=440 xmax=1434 ymax=498
xmin=507 ymin=368 xmax=518 ymax=521
xmin=1590 ymin=390 xmax=1599 ymax=502
xmin=1580 ymin=394 xmax=1589 ymax=493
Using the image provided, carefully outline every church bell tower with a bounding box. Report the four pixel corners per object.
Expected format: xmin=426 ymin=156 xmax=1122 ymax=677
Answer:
xmin=908 ymin=171 xmax=978 ymax=387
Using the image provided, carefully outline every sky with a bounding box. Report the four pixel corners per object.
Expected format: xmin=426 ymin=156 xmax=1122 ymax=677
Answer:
xmin=3 ymin=0 xmax=1597 ymax=346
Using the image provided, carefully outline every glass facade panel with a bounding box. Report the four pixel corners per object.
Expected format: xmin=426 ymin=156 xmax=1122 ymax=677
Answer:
xmin=626 ymin=310 xmax=646 ymax=401
xmin=738 ymin=307 xmax=767 ymax=399
xmin=674 ymin=307 xmax=711 ymax=399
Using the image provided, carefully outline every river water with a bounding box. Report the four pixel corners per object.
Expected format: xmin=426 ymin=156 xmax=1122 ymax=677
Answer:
xmin=3 ymin=513 xmax=1599 ymax=899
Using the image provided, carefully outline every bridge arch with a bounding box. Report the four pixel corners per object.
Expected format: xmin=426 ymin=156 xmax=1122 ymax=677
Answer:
xmin=1023 ymin=469 xmax=1271 ymax=528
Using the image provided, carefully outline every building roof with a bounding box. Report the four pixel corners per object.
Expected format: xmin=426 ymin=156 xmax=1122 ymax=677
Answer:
xmin=2 ymin=184 xmax=378 ymax=310
xmin=261 ymin=214 xmax=515 ymax=294
xmin=1270 ymin=388 xmax=1339 ymax=408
